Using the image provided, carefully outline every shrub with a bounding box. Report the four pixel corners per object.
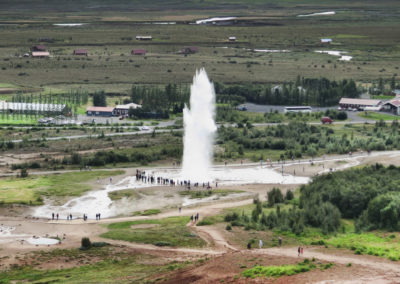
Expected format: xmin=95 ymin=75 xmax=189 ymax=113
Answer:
xmin=267 ymin=188 xmax=284 ymax=207
xmin=80 ymin=237 xmax=92 ymax=250
xmin=91 ymin=242 xmax=109 ymax=247
xmin=20 ymin=168 xmax=28 ymax=178
xmin=155 ymin=241 xmax=171 ymax=246
xmin=285 ymin=190 xmax=294 ymax=201
xmin=197 ymin=219 xmax=214 ymax=226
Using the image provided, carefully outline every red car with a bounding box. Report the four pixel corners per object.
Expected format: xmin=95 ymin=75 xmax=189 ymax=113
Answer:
xmin=321 ymin=117 xmax=333 ymax=124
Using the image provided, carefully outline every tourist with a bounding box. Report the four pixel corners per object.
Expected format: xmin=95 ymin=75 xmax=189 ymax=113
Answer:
xmin=278 ymin=237 xmax=282 ymax=247
xmin=259 ymin=239 xmax=263 ymax=249
xmin=56 ymin=213 xmax=59 ymax=220
xmin=110 ymin=177 xmax=112 ymax=183
xmin=98 ymin=213 xmax=101 ymax=220
xmin=52 ymin=213 xmax=54 ymax=220
xmin=298 ymin=247 xmax=301 ymax=257
xmin=301 ymin=247 xmax=303 ymax=255
xmin=67 ymin=215 xmax=69 ymax=221
xmin=190 ymin=215 xmax=193 ymax=222
xmin=179 ymin=207 xmax=181 ymax=213
xmin=70 ymin=214 xmax=72 ymax=220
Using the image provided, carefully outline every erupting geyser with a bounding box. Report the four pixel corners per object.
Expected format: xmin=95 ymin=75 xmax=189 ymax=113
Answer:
xmin=181 ymin=69 xmax=217 ymax=182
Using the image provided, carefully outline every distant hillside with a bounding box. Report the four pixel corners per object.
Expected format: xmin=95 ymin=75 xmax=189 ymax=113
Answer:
xmin=1 ymin=0 xmax=399 ymax=12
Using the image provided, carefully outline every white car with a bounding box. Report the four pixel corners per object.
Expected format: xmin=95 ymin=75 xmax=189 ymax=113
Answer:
xmin=141 ymin=126 xmax=150 ymax=131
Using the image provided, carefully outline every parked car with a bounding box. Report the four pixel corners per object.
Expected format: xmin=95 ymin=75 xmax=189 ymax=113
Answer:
xmin=321 ymin=116 xmax=333 ymax=124
xmin=237 ymin=106 xmax=247 ymax=111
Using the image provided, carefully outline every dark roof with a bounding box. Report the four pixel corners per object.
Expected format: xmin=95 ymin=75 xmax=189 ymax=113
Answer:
xmin=182 ymin=46 xmax=199 ymax=53
xmin=131 ymin=49 xmax=146 ymax=54
xmin=32 ymin=45 xmax=47 ymax=51
xmin=74 ymin=49 xmax=88 ymax=55
xmin=384 ymin=99 xmax=400 ymax=107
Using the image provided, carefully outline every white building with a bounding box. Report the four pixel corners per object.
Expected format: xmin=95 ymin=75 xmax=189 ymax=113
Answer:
xmin=114 ymin=103 xmax=142 ymax=116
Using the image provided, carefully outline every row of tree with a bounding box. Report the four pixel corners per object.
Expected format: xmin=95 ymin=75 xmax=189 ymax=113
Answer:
xmin=214 ymin=77 xmax=360 ymax=106
xmin=217 ymin=120 xmax=400 ymax=160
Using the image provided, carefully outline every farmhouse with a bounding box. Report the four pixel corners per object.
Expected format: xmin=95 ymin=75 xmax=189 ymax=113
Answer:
xmin=228 ymin=36 xmax=236 ymax=42
xmin=31 ymin=45 xmax=47 ymax=51
xmin=181 ymin=46 xmax=199 ymax=54
xmin=73 ymin=49 xmax=88 ymax=56
xmin=32 ymin=51 xmax=50 ymax=58
xmin=382 ymin=99 xmax=400 ymax=115
xmin=0 ymin=101 xmax=65 ymax=113
xmin=131 ymin=49 xmax=146 ymax=55
xmin=339 ymin=98 xmax=382 ymax=109
xmin=86 ymin=106 xmax=115 ymax=117
xmin=136 ymin=35 xmax=152 ymax=41
xmin=114 ymin=103 xmax=142 ymax=116
xmin=321 ymin=38 xmax=332 ymax=44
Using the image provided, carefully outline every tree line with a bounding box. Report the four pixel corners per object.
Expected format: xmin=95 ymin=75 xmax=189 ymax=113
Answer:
xmin=214 ymin=77 xmax=360 ymax=106
xmin=300 ymin=164 xmax=400 ymax=232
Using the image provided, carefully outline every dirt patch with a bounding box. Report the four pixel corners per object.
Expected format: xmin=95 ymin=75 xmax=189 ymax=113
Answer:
xmin=161 ymin=249 xmax=396 ymax=284
xmin=130 ymin=224 xmax=159 ymax=229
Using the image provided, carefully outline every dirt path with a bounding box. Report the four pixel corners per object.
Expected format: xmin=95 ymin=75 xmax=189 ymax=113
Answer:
xmin=254 ymin=247 xmax=400 ymax=274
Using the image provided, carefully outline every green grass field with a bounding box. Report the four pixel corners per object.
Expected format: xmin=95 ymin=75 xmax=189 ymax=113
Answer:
xmin=358 ymin=111 xmax=398 ymax=121
xmin=0 ymin=0 xmax=398 ymax=94
xmin=0 ymin=115 xmax=39 ymax=125
xmin=242 ymin=259 xmax=332 ymax=279
xmin=101 ymin=216 xmax=206 ymax=248
xmin=0 ymin=170 xmax=124 ymax=205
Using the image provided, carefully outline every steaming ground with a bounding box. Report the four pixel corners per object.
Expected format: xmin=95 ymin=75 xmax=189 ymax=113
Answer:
xmin=32 ymin=165 xmax=308 ymax=219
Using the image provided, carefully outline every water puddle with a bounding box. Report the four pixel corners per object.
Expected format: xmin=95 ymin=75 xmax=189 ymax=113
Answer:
xmin=315 ymin=50 xmax=353 ymax=61
xmin=298 ymin=11 xmax=335 ymax=17
xmin=27 ymin=237 xmax=60 ymax=245
xmin=195 ymin=17 xmax=236 ymax=24
xmin=53 ymin=23 xmax=87 ymax=27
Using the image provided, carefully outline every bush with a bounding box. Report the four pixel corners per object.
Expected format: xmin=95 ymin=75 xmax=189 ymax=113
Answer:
xmin=80 ymin=237 xmax=92 ymax=250
xmin=224 ymin=212 xmax=239 ymax=222
xmin=20 ymin=168 xmax=28 ymax=178
xmin=155 ymin=241 xmax=171 ymax=247
xmin=285 ymin=190 xmax=294 ymax=201
xmin=267 ymin=188 xmax=284 ymax=207
xmin=197 ymin=219 xmax=214 ymax=226
xmin=91 ymin=242 xmax=109 ymax=247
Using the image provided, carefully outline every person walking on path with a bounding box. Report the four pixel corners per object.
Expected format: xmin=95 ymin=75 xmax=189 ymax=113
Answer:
xmin=179 ymin=207 xmax=181 ymax=213
xmin=298 ymin=247 xmax=301 ymax=257
xmin=259 ymin=239 xmax=263 ymax=249
xmin=56 ymin=213 xmax=59 ymax=220
xmin=278 ymin=237 xmax=282 ymax=247
xmin=52 ymin=213 xmax=54 ymax=220
xmin=301 ymin=247 xmax=303 ymax=255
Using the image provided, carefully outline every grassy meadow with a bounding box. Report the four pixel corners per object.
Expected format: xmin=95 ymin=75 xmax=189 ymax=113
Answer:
xmin=0 ymin=0 xmax=399 ymax=95
xmin=0 ymin=170 xmax=124 ymax=205
xmin=101 ymin=216 xmax=206 ymax=247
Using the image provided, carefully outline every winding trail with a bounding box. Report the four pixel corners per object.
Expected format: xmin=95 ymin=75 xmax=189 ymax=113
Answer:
xmin=254 ymin=247 xmax=400 ymax=275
